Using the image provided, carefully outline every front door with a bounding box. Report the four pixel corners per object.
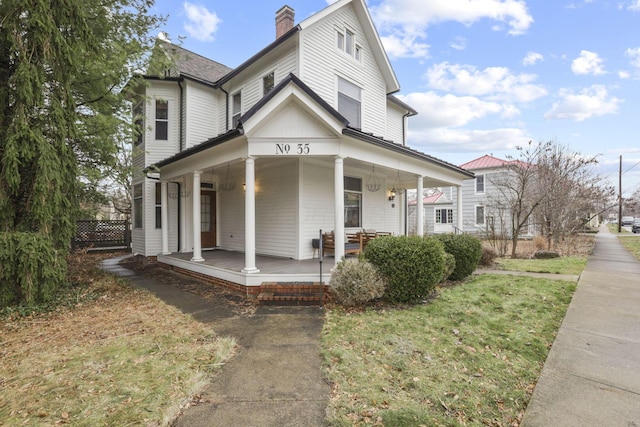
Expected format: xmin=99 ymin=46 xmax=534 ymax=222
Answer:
xmin=201 ymin=191 xmax=216 ymax=248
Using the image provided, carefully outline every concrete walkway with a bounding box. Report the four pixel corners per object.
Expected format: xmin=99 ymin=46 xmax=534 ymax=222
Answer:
xmin=101 ymin=257 xmax=329 ymax=427
xmin=521 ymin=226 xmax=640 ymax=426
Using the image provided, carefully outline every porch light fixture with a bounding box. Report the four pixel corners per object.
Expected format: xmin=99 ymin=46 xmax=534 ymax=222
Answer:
xmin=366 ymin=165 xmax=381 ymax=192
xmin=219 ymin=164 xmax=237 ymax=191
xmin=388 ymin=170 xmax=404 ymax=206
xmin=388 ymin=188 xmax=397 ymax=201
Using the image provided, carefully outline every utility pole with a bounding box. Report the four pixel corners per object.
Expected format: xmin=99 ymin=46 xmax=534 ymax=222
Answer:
xmin=618 ymin=155 xmax=622 ymax=233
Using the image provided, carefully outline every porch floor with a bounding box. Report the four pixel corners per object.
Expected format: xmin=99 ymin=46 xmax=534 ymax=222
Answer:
xmin=164 ymin=249 xmax=337 ymax=275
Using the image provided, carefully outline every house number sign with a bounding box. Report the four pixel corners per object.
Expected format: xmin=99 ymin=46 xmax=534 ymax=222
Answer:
xmin=275 ymin=143 xmax=310 ymax=155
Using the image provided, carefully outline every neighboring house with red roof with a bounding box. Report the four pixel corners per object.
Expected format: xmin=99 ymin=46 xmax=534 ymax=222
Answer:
xmin=408 ymin=189 xmax=456 ymax=234
xmin=129 ymin=0 xmax=474 ymax=292
xmin=453 ymin=154 xmax=535 ymax=237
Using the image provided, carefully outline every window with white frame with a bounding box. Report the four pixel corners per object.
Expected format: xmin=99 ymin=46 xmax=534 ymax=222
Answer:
xmin=155 ymin=183 xmax=162 ymax=229
xmin=338 ymin=77 xmax=361 ymax=128
xmin=336 ymin=30 xmax=344 ymax=50
xmin=155 ymin=99 xmax=168 ymax=140
xmin=475 ymin=205 xmax=485 ymax=226
xmin=337 ymin=27 xmax=361 ymax=61
xmin=263 ymin=71 xmax=274 ymax=96
xmin=436 ymin=208 xmax=454 ymax=224
xmin=344 ymin=176 xmax=362 ymax=228
xmin=345 ymin=30 xmax=354 ymax=56
xmin=134 ymin=184 xmax=143 ymax=229
xmin=475 ymin=174 xmax=485 ymax=193
xmin=232 ymin=92 xmax=242 ymax=127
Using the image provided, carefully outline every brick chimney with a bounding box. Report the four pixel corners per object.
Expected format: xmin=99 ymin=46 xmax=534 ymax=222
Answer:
xmin=276 ymin=5 xmax=295 ymax=39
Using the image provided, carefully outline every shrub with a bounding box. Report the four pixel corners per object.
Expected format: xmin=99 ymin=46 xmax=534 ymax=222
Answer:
xmin=440 ymin=253 xmax=456 ymax=283
xmin=364 ymin=235 xmax=446 ymax=304
xmin=329 ymin=258 xmax=385 ymax=307
xmin=0 ymin=232 xmax=67 ymax=307
xmin=433 ymin=234 xmax=483 ymax=281
xmin=479 ymin=246 xmax=498 ymax=267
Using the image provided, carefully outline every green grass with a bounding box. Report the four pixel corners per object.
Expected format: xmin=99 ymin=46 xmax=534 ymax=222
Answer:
xmin=619 ymin=236 xmax=640 ymax=261
xmin=608 ymin=223 xmax=631 ymax=234
xmin=495 ymin=256 xmax=586 ymax=275
xmin=322 ymin=274 xmax=576 ymax=426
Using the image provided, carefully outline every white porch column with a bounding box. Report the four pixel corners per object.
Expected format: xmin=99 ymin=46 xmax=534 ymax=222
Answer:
xmin=242 ymin=157 xmax=260 ymax=273
xmin=161 ymin=181 xmax=170 ymax=254
xmin=457 ymin=185 xmax=463 ymax=231
xmin=334 ymin=156 xmax=345 ymax=263
xmin=191 ymin=171 xmax=204 ymax=262
xmin=416 ymin=175 xmax=424 ymax=236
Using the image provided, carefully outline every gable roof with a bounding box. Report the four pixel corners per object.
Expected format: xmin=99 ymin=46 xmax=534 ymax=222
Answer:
xmin=460 ymin=154 xmax=512 ymax=170
xmin=298 ymin=0 xmax=400 ymax=94
xmin=156 ymin=40 xmax=232 ymax=85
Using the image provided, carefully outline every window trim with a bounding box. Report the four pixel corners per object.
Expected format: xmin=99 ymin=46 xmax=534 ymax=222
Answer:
xmin=155 ymin=99 xmax=168 ymax=141
xmin=337 ymin=76 xmax=362 ymax=129
xmin=475 ymin=174 xmax=485 ymax=194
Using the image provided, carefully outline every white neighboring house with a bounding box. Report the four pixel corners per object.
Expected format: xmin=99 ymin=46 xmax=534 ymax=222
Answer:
xmin=130 ymin=0 xmax=474 ymax=291
xmin=407 ymin=189 xmax=456 ymax=235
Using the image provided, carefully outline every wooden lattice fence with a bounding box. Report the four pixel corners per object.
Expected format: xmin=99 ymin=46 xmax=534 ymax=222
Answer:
xmin=73 ymin=220 xmax=131 ymax=251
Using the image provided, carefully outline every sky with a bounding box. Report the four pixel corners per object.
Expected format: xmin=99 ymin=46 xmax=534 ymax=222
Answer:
xmin=150 ymin=0 xmax=640 ymax=198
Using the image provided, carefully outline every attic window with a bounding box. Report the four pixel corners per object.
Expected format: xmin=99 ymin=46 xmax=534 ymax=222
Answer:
xmin=338 ymin=77 xmax=361 ymax=128
xmin=345 ymin=30 xmax=354 ymax=56
xmin=337 ymin=31 xmax=344 ymax=50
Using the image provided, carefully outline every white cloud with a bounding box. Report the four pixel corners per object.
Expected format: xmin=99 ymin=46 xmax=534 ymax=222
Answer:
xmin=381 ymin=32 xmax=429 ymax=59
xmin=627 ymin=0 xmax=640 ymax=11
xmin=425 ymin=62 xmax=547 ymax=103
xmin=523 ymin=51 xmax=543 ymax=66
xmin=407 ymin=127 xmax=527 ymax=153
xmin=571 ymin=50 xmax=606 ymax=75
xmin=449 ymin=37 xmax=466 ymax=51
xmin=371 ymin=0 xmax=533 ymax=58
xmin=626 ymin=47 xmax=640 ymax=69
xmin=183 ymin=2 xmax=221 ymax=42
xmin=619 ymin=70 xmax=631 ymax=79
xmin=544 ymin=85 xmax=621 ymax=121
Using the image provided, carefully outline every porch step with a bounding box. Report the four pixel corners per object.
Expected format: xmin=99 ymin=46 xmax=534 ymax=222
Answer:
xmin=257 ymin=282 xmax=328 ymax=306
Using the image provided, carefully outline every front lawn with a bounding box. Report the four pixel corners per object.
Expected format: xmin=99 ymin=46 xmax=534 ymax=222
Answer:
xmin=322 ymin=274 xmax=576 ymax=426
xmin=495 ymin=256 xmax=586 ymax=275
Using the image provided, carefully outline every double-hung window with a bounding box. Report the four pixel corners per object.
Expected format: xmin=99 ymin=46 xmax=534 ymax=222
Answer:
xmin=344 ymin=176 xmax=362 ymax=228
xmin=155 ymin=99 xmax=168 ymax=140
xmin=338 ymin=77 xmax=361 ymax=128
xmin=134 ymin=184 xmax=143 ymax=229
xmin=475 ymin=174 xmax=485 ymax=193
xmin=232 ymin=92 xmax=242 ymax=127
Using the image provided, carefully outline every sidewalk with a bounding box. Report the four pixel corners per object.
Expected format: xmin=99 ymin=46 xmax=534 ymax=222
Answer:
xmin=101 ymin=257 xmax=329 ymax=427
xmin=521 ymin=226 xmax=640 ymax=426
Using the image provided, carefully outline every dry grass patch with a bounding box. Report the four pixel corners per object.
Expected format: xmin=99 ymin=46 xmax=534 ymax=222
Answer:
xmin=0 ymin=253 xmax=235 ymax=426
xmin=619 ymin=236 xmax=640 ymax=261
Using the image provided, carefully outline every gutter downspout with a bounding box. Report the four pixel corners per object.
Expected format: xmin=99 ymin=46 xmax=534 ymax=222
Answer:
xmin=178 ymin=79 xmax=184 ymax=151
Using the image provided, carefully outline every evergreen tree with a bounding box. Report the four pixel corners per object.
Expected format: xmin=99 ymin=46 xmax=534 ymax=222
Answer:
xmin=0 ymin=0 xmax=162 ymax=305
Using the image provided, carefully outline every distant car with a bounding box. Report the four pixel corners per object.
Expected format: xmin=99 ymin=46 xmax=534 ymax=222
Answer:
xmin=621 ymin=216 xmax=635 ymax=226
xmin=632 ymin=219 xmax=640 ymax=234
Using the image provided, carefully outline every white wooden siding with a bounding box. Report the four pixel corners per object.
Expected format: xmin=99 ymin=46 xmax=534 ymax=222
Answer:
xmin=145 ymin=82 xmax=180 ymax=167
xmin=386 ymin=101 xmax=405 ymax=145
xmin=184 ymin=81 xmax=219 ymax=149
xmin=300 ymin=6 xmax=388 ymax=138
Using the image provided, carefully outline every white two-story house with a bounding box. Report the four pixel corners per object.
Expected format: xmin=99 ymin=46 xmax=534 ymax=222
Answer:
xmin=131 ymin=0 xmax=474 ymax=294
